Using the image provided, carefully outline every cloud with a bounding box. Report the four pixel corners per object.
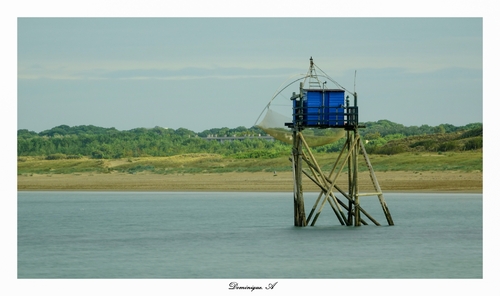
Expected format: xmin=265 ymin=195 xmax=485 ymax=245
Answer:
xmin=17 ymin=64 xmax=304 ymax=81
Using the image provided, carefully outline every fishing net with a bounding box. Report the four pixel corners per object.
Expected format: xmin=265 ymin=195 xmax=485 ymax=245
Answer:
xmin=255 ymin=59 xmax=349 ymax=147
xmin=256 ymin=108 xmax=345 ymax=147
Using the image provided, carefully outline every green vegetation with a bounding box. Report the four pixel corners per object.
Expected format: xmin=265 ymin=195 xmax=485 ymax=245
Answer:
xmin=17 ymin=151 xmax=482 ymax=176
xmin=17 ymin=120 xmax=482 ymax=174
xmin=17 ymin=125 xmax=288 ymax=159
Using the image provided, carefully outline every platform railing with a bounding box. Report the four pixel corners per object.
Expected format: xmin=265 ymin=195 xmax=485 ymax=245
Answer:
xmin=290 ymin=106 xmax=358 ymax=128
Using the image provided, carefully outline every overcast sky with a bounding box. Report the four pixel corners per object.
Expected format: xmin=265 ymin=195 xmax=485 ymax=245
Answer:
xmin=17 ymin=17 xmax=482 ymax=133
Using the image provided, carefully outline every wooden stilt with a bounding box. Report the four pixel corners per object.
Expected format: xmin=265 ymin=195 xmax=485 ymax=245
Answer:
xmin=359 ymin=140 xmax=394 ymax=225
xmin=289 ymin=125 xmax=392 ymax=227
xmin=347 ymin=130 xmax=353 ymax=226
xmin=292 ymin=130 xmax=306 ymax=226
xmin=353 ymin=132 xmax=361 ymax=226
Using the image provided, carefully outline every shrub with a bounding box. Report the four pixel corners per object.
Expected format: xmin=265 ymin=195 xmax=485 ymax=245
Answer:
xmin=46 ymin=153 xmax=67 ymax=160
xmin=376 ymin=145 xmax=405 ymax=155
xmin=127 ymin=165 xmax=155 ymax=174
xmin=410 ymin=139 xmax=437 ymax=150
xmin=460 ymin=127 xmax=482 ymax=139
xmin=66 ymin=155 xmax=83 ymax=159
xmin=232 ymin=149 xmax=282 ymax=159
xmin=464 ymin=138 xmax=482 ymax=150
xmin=91 ymin=151 xmax=104 ymax=159
xmin=437 ymin=141 xmax=458 ymax=152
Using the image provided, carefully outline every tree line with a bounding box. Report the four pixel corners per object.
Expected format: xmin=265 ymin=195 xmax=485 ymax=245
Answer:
xmin=17 ymin=120 xmax=482 ymax=159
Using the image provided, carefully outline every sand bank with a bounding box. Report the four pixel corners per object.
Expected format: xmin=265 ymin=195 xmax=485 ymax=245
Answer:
xmin=17 ymin=170 xmax=482 ymax=193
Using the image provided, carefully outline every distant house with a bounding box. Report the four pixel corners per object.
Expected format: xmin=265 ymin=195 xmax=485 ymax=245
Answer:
xmin=203 ymin=135 xmax=275 ymax=143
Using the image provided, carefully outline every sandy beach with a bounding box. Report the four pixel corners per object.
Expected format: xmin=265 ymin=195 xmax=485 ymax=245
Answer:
xmin=17 ymin=170 xmax=482 ymax=193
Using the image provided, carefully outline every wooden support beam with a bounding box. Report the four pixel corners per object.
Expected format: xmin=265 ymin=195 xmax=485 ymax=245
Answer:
xmin=353 ymin=134 xmax=360 ymax=226
xmin=300 ymin=156 xmax=345 ymax=225
xmin=327 ymin=195 xmax=347 ymax=225
xmin=299 ymin=133 xmax=347 ymax=224
xmin=299 ymin=134 xmax=347 ymax=226
xmin=357 ymin=192 xmax=383 ymax=197
xmin=301 ymin=168 xmax=378 ymax=226
xmin=291 ymin=131 xmax=306 ymax=226
xmin=359 ymin=140 xmax=394 ymax=226
xmin=288 ymin=126 xmax=390 ymax=227
xmin=309 ymin=136 xmax=358 ymax=226
xmin=306 ymin=192 xmax=325 ymax=226
xmin=290 ymin=141 xmax=382 ymax=226
xmin=346 ymin=130 xmax=353 ymax=226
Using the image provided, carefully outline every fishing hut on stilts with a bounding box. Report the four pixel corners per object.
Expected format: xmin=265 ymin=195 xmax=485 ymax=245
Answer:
xmin=284 ymin=58 xmax=394 ymax=227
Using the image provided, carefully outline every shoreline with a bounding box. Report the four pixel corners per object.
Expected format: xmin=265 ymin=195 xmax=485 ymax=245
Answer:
xmin=17 ymin=170 xmax=483 ymax=193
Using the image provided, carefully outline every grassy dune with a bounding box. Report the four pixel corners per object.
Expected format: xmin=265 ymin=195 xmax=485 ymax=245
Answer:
xmin=17 ymin=151 xmax=482 ymax=176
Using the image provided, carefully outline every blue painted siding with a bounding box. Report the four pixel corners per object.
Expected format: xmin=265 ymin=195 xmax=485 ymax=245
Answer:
xmin=292 ymin=89 xmax=345 ymax=127
xmin=326 ymin=90 xmax=344 ymax=126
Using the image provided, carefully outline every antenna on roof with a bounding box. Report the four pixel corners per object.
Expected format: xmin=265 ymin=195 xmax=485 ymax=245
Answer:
xmin=354 ymin=70 xmax=357 ymax=93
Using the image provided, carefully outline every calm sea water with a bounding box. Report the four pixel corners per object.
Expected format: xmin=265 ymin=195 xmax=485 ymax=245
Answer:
xmin=17 ymin=191 xmax=482 ymax=279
